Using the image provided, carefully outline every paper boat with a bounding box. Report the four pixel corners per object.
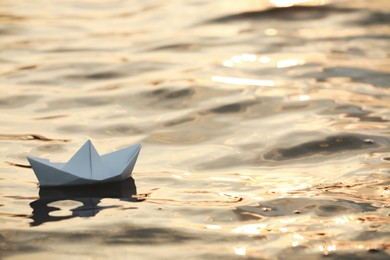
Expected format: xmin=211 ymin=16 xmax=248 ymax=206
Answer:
xmin=27 ymin=140 xmax=141 ymax=187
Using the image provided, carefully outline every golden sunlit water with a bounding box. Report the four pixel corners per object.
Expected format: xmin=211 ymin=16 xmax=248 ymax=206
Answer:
xmin=1 ymin=0 xmax=389 ymax=259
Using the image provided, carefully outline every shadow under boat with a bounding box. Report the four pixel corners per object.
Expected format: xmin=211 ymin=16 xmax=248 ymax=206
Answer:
xmin=29 ymin=178 xmax=141 ymax=226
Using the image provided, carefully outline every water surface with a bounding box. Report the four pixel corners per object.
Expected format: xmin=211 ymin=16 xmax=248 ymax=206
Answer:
xmin=1 ymin=0 xmax=389 ymax=259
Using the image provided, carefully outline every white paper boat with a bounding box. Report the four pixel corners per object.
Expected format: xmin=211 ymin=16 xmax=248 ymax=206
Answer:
xmin=27 ymin=140 xmax=141 ymax=187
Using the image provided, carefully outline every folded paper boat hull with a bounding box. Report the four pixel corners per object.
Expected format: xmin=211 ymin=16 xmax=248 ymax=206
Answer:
xmin=27 ymin=141 xmax=141 ymax=187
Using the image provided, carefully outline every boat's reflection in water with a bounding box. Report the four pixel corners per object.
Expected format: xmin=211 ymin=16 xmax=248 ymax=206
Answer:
xmin=29 ymin=178 xmax=139 ymax=226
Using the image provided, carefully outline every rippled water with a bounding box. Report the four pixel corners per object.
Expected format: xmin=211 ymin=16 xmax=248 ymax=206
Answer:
xmin=1 ymin=0 xmax=390 ymax=259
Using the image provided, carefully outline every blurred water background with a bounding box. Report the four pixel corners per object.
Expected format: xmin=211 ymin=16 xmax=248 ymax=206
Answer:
xmin=0 ymin=0 xmax=389 ymax=259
